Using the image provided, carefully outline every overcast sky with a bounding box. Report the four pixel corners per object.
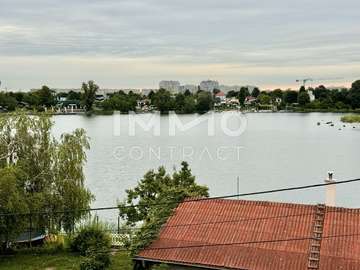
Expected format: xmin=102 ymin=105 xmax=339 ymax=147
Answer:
xmin=0 ymin=0 xmax=359 ymax=90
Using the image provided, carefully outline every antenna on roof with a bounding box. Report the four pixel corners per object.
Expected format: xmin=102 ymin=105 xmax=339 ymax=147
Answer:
xmin=237 ymin=176 xmax=240 ymax=200
xmin=325 ymin=172 xmax=336 ymax=207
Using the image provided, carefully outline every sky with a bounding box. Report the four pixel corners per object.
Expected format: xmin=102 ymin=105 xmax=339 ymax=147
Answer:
xmin=0 ymin=0 xmax=359 ymax=90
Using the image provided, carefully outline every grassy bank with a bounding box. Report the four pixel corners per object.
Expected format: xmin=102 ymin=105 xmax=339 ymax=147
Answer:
xmin=341 ymin=114 xmax=360 ymax=123
xmin=0 ymin=251 xmax=133 ymax=270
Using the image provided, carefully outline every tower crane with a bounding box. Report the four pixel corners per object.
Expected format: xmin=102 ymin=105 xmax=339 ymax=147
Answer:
xmin=296 ymin=78 xmax=313 ymax=88
xmin=295 ymin=77 xmax=343 ymax=88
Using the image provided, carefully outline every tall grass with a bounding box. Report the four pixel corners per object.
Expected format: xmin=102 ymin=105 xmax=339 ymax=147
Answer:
xmin=341 ymin=114 xmax=360 ymax=123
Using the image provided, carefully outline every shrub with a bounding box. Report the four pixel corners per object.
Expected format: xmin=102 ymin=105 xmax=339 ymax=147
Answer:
xmin=70 ymin=221 xmax=111 ymax=256
xmin=70 ymin=220 xmax=112 ymax=270
xmin=80 ymin=247 xmax=111 ymax=270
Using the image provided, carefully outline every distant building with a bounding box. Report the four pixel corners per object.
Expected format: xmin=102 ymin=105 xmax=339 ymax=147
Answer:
xmin=244 ymin=96 xmax=257 ymax=105
xmin=200 ymin=80 xmax=219 ymax=92
xmin=214 ymin=91 xmax=226 ymax=102
xmin=159 ymin=80 xmax=181 ymax=93
xmin=219 ymin=85 xmax=242 ymax=93
xmin=179 ymin=84 xmax=198 ymax=93
xmin=308 ymin=90 xmax=315 ymax=102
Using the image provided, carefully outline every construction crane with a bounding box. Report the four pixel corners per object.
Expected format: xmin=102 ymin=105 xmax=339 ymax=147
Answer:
xmin=296 ymin=77 xmax=343 ymax=88
xmin=296 ymin=78 xmax=313 ymax=88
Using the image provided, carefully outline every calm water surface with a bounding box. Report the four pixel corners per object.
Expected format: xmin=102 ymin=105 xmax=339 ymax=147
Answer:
xmin=52 ymin=112 xmax=360 ymax=222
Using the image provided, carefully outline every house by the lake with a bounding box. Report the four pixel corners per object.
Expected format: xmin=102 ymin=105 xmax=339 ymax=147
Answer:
xmin=134 ymin=199 xmax=360 ymax=270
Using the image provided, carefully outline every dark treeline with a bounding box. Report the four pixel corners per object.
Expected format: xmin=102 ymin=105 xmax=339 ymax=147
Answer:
xmin=226 ymin=80 xmax=360 ymax=110
xmin=1 ymin=80 xmax=360 ymax=113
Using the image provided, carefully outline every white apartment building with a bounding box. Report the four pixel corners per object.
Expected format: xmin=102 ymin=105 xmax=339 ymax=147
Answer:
xmin=200 ymin=80 xmax=220 ymax=92
xmin=179 ymin=84 xmax=198 ymax=93
xmin=159 ymin=80 xmax=181 ymax=93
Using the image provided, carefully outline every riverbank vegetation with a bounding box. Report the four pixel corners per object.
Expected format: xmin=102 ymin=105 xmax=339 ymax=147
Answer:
xmin=341 ymin=114 xmax=360 ymax=123
xmin=1 ymin=79 xmax=359 ymax=114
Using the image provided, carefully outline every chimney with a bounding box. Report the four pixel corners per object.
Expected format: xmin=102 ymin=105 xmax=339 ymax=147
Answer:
xmin=325 ymin=171 xmax=336 ymax=207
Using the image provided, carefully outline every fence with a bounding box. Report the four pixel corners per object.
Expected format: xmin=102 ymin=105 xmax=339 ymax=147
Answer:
xmin=0 ymin=207 xmax=134 ymax=249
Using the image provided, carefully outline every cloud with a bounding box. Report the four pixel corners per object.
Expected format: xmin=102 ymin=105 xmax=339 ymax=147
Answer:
xmin=0 ymin=0 xmax=359 ymax=88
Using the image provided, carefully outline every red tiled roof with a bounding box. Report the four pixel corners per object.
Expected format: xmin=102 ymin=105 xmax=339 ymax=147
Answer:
xmin=136 ymin=199 xmax=360 ymax=270
xmin=215 ymin=91 xmax=225 ymax=97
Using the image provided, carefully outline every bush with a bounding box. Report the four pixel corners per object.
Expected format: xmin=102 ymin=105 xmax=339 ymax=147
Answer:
xmin=70 ymin=222 xmax=111 ymax=256
xmin=70 ymin=220 xmax=112 ymax=270
xmin=80 ymin=247 xmax=111 ymax=270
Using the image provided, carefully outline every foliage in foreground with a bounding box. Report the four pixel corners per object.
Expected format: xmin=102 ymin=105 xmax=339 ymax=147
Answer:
xmin=119 ymin=161 xmax=209 ymax=254
xmin=341 ymin=114 xmax=360 ymax=123
xmin=0 ymin=251 xmax=134 ymax=270
xmin=70 ymin=220 xmax=111 ymax=256
xmin=71 ymin=220 xmax=112 ymax=270
xmin=0 ymin=112 xmax=93 ymax=249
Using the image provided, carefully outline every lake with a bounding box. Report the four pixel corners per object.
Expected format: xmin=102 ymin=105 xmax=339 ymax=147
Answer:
xmin=52 ymin=112 xmax=360 ymax=222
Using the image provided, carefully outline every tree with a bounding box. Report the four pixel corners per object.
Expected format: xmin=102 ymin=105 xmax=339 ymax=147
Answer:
xmin=0 ymin=166 xmax=28 ymax=251
xmin=258 ymin=93 xmax=271 ymax=104
xmin=81 ymin=80 xmax=99 ymax=112
xmin=238 ymin=87 xmax=250 ymax=105
xmin=183 ymin=96 xmax=196 ymax=113
xmin=348 ymin=80 xmax=360 ymax=109
xmin=0 ymin=93 xmax=17 ymax=111
xmin=152 ymin=88 xmax=174 ymax=113
xmin=175 ymin=93 xmax=186 ymax=112
xmin=35 ymin=85 xmax=55 ymax=107
xmin=67 ymin=90 xmax=82 ymax=101
xmin=184 ymin=89 xmax=192 ymax=96
xmin=352 ymin=80 xmax=360 ymax=91
xmin=251 ymin=87 xmax=260 ymax=98
xmin=298 ymin=91 xmax=310 ymax=106
xmin=283 ymin=90 xmax=298 ymax=104
xmin=118 ymin=162 xmax=209 ymax=253
xmin=101 ymin=93 xmax=137 ymax=113
xmin=213 ymin=89 xmax=221 ymax=95
xmin=0 ymin=112 xmax=93 ymax=235
xmin=196 ymin=91 xmax=213 ymax=113
xmin=226 ymin=90 xmax=237 ymax=98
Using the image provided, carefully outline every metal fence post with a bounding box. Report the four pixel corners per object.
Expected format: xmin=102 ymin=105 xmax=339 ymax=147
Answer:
xmin=29 ymin=213 xmax=32 ymax=247
xmin=118 ymin=215 xmax=120 ymax=234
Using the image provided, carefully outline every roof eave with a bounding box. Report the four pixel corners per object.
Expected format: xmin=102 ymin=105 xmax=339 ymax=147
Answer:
xmin=134 ymin=256 xmax=244 ymax=270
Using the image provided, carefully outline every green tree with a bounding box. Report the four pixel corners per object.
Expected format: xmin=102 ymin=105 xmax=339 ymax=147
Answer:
xmin=258 ymin=93 xmax=271 ymax=104
xmin=251 ymin=87 xmax=260 ymax=98
xmin=283 ymin=90 xmax=298 ymax=104
xmin=0 ymin=93 xmax=17 ymax=111
xmin=184 ymin=89 xmax=192 ymax=96
xmin=0 ymin=112 xmax=93 ymax=234
xmin=0 ymin=166 xmax=28 ymax=250
xmin=152 ymin=88 xmax=174 ymax=113
xmin=226 ymin=90 xmax=237 ymax=98
xmin=34 ymin=85 xmax=55 ymax=107
xmin=313 ymin=85 xmax=328 ymax=100
xmin=183 ymin=96 xmax=196 ymax=113
xmin=351 ymin=80 xmax=360 ymax=91
xmin=174 ymin=93 xmax=186 ymax=112
xmin=81 ymin=81 xmax=99 ymax=112
xmin=348 ymin=80 xmax=360 ymax=109
xmin=196 ymin=91 xmax=213 ymax=113
xmin=238 ymin=87 xmax=250 ymax=105
xmin=67 ymin=90 xmax=82 ymax=101
xmin=298 ymin=91 xmax=310 ymax=106
xmin=118 ymin=162 xmax=209 ymax=253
